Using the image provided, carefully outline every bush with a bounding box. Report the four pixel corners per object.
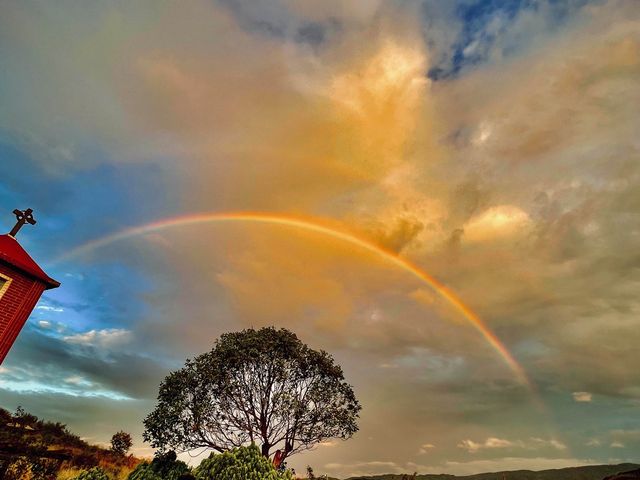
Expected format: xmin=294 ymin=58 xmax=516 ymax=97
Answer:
xmin=194 ymin=444 xmax=293 ymax=480
xmin=72 ymin=467 xmax=110 ymax=480
xmin=127 ymin=463 xmax=162 ymax=480
xmin=127 ymin=451 xmax=190 ymax=480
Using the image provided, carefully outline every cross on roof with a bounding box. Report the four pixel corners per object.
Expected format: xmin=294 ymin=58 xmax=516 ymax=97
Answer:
xmin=9 ymin=208 xmax=37 ymax=237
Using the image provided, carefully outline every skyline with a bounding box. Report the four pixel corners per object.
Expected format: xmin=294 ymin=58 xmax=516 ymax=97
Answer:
xmin=1 ymin=0 xmax=639 ymax=478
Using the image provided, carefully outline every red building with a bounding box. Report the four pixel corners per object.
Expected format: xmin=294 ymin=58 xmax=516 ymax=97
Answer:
xmin=0 ymin=228 xmax=60 ymax=364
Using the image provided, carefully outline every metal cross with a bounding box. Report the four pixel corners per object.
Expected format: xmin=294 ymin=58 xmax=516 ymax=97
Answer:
xmin=9 ymin=208 xmax=36 ymax=237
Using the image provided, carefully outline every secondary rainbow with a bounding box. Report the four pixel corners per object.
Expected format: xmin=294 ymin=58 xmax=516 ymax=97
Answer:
xmin=54 ymin=211 xmax=532 ymax=388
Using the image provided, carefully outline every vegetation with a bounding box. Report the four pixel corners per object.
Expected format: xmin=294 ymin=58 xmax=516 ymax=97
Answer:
xmin=71 ymin=467 xmax=110 ymax=480
xmin=193 ymin=444 xmax=293 ymax=480
xmin=144 ymin=327 xmax=361 ymax=463
xmin=2 ymin=402 xmax=636 ymax=480
xmin=0 ymin=406 xmax=140 ymax=480
xmin=127 ymin=451 xmax=190 ymax=480
xmin=111 ymin=432 xmax=133 ymax=457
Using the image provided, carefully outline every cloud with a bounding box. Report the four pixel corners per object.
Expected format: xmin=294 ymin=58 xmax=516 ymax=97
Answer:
xmin=457 ymin=437 xmax=567 ymax=454
xmin=419 ymin=443 xmax=436 ymax=454
xmin=572 ymin=391 xmax=593 ymax=402
xmin=1 ymin=0 xmax=640 ymax=476
xmin=463 ymin=205 xmax=532 ymax=243
xmin=36 ymin=305 xmax=64 ymax=313
xmin=458 ymin=437 xmax=519 ymax=453
xmin=63 ymin=329 xmax=132 ymax=348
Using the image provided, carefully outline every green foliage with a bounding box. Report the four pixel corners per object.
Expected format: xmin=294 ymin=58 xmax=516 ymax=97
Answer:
xmin=127 ymin=451 xmax=190 ymax=480
xmin=111 ymin=431 xmax=133 ymax=456
xmin=194 ymin=444 xmax=293 ymax=480
xmin=127 ymin=463 xmax=162 ymax=480
xmin=144 ymin=327 xmax=361 ymax=460
xmin=72 ymin=467 xmax=110 ymax=480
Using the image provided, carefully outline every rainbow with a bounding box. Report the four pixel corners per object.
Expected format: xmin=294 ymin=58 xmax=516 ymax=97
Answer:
xmin=54 ymin=212 xmax=532 ymax=388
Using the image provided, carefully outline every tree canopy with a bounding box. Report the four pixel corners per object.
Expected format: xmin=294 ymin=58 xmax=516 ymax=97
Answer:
xmin=111 ymin=431 xmax=133 ymax=456
xmin=143 ymin=327 xmax=361 ymax=461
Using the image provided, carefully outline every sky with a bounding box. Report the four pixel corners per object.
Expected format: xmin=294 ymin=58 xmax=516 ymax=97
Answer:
xmin=0 ymin=0 xmax=639 ymax=477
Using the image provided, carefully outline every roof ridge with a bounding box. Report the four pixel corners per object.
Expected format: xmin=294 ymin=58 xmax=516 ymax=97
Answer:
xmin=0 ymin=234 xmax=60 ymax=289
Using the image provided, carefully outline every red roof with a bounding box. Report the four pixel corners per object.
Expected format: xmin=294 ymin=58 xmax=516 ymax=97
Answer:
xmin=0 ymin=235 xmax=60 ymax=290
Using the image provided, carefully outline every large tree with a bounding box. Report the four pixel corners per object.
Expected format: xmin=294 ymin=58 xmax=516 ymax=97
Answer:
xmin=143 ymin=327 xmax=361 ymax=461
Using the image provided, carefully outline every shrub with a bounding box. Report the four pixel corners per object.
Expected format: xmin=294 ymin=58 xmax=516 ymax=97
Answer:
xmin=194 ymin=444 xmax=293 ymax=480
xmin=127 ymin=451 xmax=190 ymax=480
xmin=72 ymin=467 xmax=110 ymax=480
xmin=127 ymin=463 xmax=162 ymax=480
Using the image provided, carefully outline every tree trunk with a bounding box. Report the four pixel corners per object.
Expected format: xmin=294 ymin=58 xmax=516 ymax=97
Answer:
xmin=282 ymin=440 xmax=293 ymax=461
xmin=261 ymin=442 xmax=270 ymax=457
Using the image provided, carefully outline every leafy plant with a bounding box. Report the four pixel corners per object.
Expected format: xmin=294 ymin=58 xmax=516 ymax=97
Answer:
xmin=194 ymin=444 xmax=293 ymax=480
xmin=127 ymin=451 xmax=190 ymax=480
xmin=72 ymin=467 xmax=110 ymax=480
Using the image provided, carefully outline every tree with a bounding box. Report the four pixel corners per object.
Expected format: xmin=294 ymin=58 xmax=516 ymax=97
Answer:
xmin=110 ymin=431 xmax=133 ymax=456
xmin=143 ymin=327 xmax=361 ymax=462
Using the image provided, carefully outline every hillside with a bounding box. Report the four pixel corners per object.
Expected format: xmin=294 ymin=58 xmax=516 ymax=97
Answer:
xmin=603 ymin=468 xmax=640 ymax=480
xmin=0 ymin=406 xmax=140 ymax=479
xmin=345 ymin=464 xmax=640 ymax=480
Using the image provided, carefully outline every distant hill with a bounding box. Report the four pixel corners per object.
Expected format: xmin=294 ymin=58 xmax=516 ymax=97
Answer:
xmin=0 ymin=406 xmax=140 ymax=479
xmin=345 ymin=463 xmax=640 ymax=480
xmin=603 ymin=468 xmax=640 ymax=480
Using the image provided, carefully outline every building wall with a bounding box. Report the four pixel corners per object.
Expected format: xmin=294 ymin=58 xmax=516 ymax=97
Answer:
xmin=0 ymin=262 xmax=46 ymax=363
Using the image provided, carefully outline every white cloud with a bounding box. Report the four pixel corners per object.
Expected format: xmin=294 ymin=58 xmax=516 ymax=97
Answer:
xmin=419 ymin=443 xmax=436 ymax=454
xmin=458 ymin=437 xmax=518 ymax=453
xmin=586 ymin=438 xmax=601 ymax=447
xmin=63 ymin=328 xmax=132 ymax=348
xmin=38 ymin=320 xmax=51 ymax=328
xmin=529 ymin=438 xmax=567 ymax=450
xmin=64 ymin=375 xmax=94 ymax=387
xmin=318 ymin=440 xmax=338 ymax=448
xmin=36 ymin=305 xmax=64 ymax=312
xmin=463 ymin=205 xmax=532 ymax=243
xmin=610 ymin=441 xmax=624 ymax=448
xmin=458 ymin=437 xmax=566 ymax=453
xmin=572 ymin=391 xmax=593 ymax=402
